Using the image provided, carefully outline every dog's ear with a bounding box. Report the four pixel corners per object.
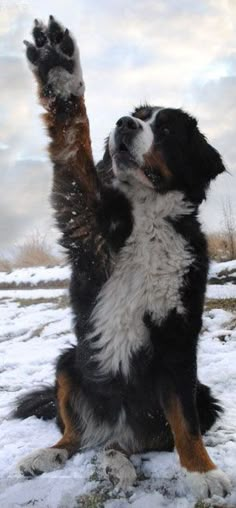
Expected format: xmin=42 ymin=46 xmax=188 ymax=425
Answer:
xmin=189 ymin=122 xmax=226 ymax=182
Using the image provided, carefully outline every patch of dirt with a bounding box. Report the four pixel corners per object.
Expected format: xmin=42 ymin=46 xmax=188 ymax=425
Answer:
xmin=15 ymin=294 xmax=69 ymax=308
xmin=75 ymin=490 xmax=111 ymax=508
xmin=0 ymin=280 xmax=69 ymax=290
xmin=195 ymin=503 xmax=235 ymax=508
xmin=205 ymin=298 xmax=236 ymax=313
xmin=209 ymin=268 xmax=236 ymax=285
xmin=209 ymin=276 xmax=236 ymax=285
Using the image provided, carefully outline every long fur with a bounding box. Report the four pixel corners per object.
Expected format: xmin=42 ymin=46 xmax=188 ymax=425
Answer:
xmin=14 ymin=381 xmax=222 ymax=436
xmin=14 ymin=387 xmax=56 ymax=420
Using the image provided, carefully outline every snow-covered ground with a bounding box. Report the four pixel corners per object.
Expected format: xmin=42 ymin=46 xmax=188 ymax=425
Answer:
xmin=0 ymin=265 xmax=70 ymax=287
xmin=0 ymin=262 xmax=235 ymax=508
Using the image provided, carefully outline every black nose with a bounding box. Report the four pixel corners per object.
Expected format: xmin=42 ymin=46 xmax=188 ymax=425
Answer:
xmin=116 ymin=116 xmax=138 ymax=131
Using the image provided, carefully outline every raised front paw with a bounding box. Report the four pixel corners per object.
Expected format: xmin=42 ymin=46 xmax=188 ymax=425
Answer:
xmin=24 ymin=15 xmax=84 ymax=99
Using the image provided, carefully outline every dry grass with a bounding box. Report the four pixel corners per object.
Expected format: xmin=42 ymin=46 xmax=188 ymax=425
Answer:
xmin=207 ymin=232 xmax=236 ymax=261
xmin=14 ymin=294 xmax=69 ymax=308
xmin=0 ymin=234 xmax=64 ymax=272
xmin=13 ymin=236 xmax=61 ymax=268
xmin=0 ymin=258 xmax=12 ymax=272
xmin=0 ymin=280 xmax=68 ymax=290
xmin=205 ymin=298 xmax=236 ymax=313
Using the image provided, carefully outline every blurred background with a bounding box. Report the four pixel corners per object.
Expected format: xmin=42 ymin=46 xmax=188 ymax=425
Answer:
xmin=1 ymin=0 xmax=236 ymax=267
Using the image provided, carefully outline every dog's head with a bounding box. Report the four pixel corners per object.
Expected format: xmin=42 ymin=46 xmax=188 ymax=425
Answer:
xmin=101 ymin=106 xmax=225 ymax=203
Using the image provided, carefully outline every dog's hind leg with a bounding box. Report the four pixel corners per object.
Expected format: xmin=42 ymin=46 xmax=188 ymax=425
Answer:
xmin=17 ymin=370 xmax=80 ymax=477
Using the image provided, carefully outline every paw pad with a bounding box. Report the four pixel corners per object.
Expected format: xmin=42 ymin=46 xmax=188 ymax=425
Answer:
xmin=24 ymin=15 xmax=84 ymax=99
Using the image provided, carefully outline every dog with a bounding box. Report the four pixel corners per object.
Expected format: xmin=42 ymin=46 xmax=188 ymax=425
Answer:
xmin=14 ymin=15 xmax=231 ymax=498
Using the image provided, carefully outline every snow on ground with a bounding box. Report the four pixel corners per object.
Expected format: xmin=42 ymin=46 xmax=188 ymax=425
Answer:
xmin=0 ymin=288 xmax=67 ymax=301
xmin=206 ymin=284 xmax=236 ymax=299
xmin=0 ymin=266 xmax=71 ymax=286
xmin=0 ymin=262 xmax=235 ymax=508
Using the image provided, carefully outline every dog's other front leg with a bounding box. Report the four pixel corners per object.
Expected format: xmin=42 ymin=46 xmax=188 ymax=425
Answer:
xmin=17 ymin=368 xmax=80 ymax=477
xmin=160 ymin=361 xmax=231 ymax=499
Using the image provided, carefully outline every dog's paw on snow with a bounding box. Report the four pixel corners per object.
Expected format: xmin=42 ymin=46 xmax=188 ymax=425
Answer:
xmin=103 ymin=449 xmax=137 ymax=490
xmin=17 ymin=448 xmax=68 ymax=477
xmin=185 ymin=468 xmax=231 ymax=499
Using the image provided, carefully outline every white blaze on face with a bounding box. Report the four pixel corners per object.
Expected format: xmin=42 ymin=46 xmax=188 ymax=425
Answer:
xmin=131 ymin=113 xmax=155 ymax=165
xmin=109 ymin=108 xmax=163 ymax=172
xmin=132 ymin=108 xmax=164 ymax=164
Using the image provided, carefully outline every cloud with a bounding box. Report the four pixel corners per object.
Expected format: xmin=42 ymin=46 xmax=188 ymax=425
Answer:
xmin=188 ymin=73 xmax=236 ymax=231
xmin=0 ymin=0 xmax=236 ymax=248
xmin=0 ymin=158 xmax=53 ymax=246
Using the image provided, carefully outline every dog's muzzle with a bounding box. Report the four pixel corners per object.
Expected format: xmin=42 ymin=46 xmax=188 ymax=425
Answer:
xmin=113 ymin=116 xmax=140 ymax=159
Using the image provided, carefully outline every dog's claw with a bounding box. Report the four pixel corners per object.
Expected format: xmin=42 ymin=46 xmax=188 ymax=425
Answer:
xmin=24 ymin=41 xmax=39 ymax=65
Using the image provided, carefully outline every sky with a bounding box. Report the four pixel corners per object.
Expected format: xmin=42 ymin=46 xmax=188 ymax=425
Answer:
xmin=0 ymin=0 xmax=236 ymax=251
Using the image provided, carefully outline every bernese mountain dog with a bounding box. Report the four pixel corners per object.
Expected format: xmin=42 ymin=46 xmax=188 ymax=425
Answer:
xmin=14 ymin=16 xmax=231 ymax=499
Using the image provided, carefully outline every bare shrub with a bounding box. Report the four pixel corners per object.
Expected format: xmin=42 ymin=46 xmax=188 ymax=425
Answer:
xmin=207 ymin=197 xmax=236 ymax=261
xmin=12 ymin=233 xmax=62 ymax=268
xmin=222 ymin=198 xmax=236 ymax=260
xmin=207 ymin=232 xmax=236 ymax=261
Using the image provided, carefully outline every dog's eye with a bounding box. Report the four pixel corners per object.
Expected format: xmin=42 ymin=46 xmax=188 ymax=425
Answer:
xmin=162 ymin=127 xmax=170 ymax=136
xmin=156 ymin=120 xmax=171 ymax=137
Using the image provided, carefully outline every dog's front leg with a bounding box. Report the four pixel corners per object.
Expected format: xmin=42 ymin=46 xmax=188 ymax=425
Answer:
xmin=160 ymin=366 xmax=231 ymax=499
xmin=17 ymin=369 xmax=81 ymax=477
xmin=24 ymin=16 xmax=109 ymax=277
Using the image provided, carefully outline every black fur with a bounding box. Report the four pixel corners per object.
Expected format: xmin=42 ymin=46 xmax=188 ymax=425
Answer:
xmin=151 ymin=108 xmax=225 ymax=202
xmin=14 ymin=379 xmax=222 ymax=442
xmin=96 ymin=186 xmax=133 ymax=252
xmin=197 ymin=383 xmax=223 ymax=434
xmin=14 ymin=387 xmax=56 ymax=420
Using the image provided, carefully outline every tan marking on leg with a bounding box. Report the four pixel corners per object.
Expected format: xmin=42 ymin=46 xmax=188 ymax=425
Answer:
xmin=37 ymin=80 xmax=109 ymax=269
xmin=34 ymin=79 xmax=97 ymax=198
xmin=51 ymin=373 xmax=80 ymax=457
xmin=166 ymin=397 xmax=216 ymax=473
xmin=33 ymin=72 xmax=110 ymax=274
xmin=43 ymin=96 xmax=97 ymax=197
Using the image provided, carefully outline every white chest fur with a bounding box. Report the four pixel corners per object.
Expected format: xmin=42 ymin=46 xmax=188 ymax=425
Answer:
xmin=88 ymin=186 xmax=194 ymax=378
